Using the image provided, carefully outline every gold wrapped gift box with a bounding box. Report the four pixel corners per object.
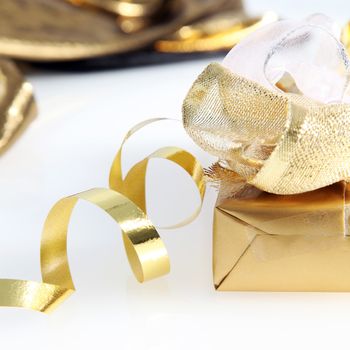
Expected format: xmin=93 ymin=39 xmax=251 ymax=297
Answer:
xmin=213 ymin=181 xmax=350 ymax=291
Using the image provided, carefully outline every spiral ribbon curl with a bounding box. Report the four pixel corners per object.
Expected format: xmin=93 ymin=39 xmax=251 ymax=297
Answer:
xmin=0 ymin=118 xmax=205 ymax=313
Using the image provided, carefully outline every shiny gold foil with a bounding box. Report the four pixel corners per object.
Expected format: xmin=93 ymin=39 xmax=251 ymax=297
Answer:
xmin=183 ymin=63 xmax=350 ymax=195
xmin=0 ymin=58 xmax=36 ymax=154
xmin=214 ymin=182 xmax=350 ymax=291
xmin=0 ymin=119 xmax=205 ymax=313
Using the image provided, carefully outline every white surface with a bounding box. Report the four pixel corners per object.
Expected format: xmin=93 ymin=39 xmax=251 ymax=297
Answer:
xmin=2 ymin=1 xmax=350 ymax=349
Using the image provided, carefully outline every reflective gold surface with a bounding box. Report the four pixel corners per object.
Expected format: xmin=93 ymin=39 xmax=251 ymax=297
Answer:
xmin=214 ymin=182 xmax=350 ymax=291
xmin=109 ymin=119 xmax=205 ymax=227
xmin=183 ymin=63 xmax=350 ymax=194
xmin=69 ymin=0 xmax=179 ymax=34
xmin=0 ymin=58 xmax=36 ymax=154
xmin=0 ymin=0 xmax=229 ymax=61
xmin=70 ymin=0 xmax=165 ymax=17
xmin=0 ymin=119 xmax=205 ymax=313
xmin=155 ymin=12 xmax=277 ymax=53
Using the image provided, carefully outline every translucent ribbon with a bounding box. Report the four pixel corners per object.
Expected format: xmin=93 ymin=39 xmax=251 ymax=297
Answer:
xmin=183 ymin=14 xmax=350 ymax=194
xmin=222 ymin=14 xmax=350 ymax=103
xmin=0 ymin=119 xmax=205 ymax=313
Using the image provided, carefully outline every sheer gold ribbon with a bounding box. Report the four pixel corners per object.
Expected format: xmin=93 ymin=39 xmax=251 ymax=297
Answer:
xmin=183 ymin=63 xmax=350 ymax=195
xmin=0 ymin=118 xmax=205 ymax=313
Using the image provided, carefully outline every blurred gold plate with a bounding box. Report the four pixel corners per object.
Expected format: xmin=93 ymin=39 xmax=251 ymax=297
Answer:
xmin=0 ymin=0 xmax=229 ymax=61
xmin=0 ymin=58 xmax=36 ymax=153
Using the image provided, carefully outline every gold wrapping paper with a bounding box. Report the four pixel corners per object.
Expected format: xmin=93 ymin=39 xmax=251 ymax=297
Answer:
xmin=213 ymin=181 xmax=350 ymax=291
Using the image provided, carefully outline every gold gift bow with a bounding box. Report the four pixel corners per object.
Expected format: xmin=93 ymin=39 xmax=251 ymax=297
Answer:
xmin=183 ymin=63 xmax=350 ymax=195
xmin=0 ymin=118 xmax=205 ymax=313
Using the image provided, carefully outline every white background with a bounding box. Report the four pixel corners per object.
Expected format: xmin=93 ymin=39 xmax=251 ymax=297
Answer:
xmin=1 ymin=1 xmax=350 ymax=349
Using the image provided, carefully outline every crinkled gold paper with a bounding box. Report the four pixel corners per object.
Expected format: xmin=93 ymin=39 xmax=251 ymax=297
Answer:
xmin=214 ymin=181 xmax=350 ymax=291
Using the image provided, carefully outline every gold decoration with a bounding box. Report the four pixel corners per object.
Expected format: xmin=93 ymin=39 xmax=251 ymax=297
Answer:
xmin=0 ymin=119 xmax=205 ymax=313
xmin=155 ymin=12 xmax=278 ymax=53
xmin=0 ymin=58 xmax=36 ymax=154
xmin=183 ymin=63 xmax=350 ymax=195
xmin=0 ymin=0 xmax=231 ymax=61
xmin=214 ymin=181 xmax=350 ymax=291
xmin=69 ymin=0 xmax=166 ymax=17
xmin=69 ymin=0 xmax=179 ymax=34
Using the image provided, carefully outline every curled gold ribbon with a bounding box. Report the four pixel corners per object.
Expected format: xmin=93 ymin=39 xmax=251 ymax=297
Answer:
xmin=0 ymin=118 xmax=205 ymax=313
xmin=109 ymin=118 xmax=205 ymax=228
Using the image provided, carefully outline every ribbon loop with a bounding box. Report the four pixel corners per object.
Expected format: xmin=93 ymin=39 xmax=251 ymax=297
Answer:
xmin=0 ymin=119 xmax=205 ymax=313
xmin=183 ymin=15 xmax=350 ymax=195
xmin=183 ymin=62 xmax=350 ymax=195
xmin=109 ymin=118 xmax=205 ymax=228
